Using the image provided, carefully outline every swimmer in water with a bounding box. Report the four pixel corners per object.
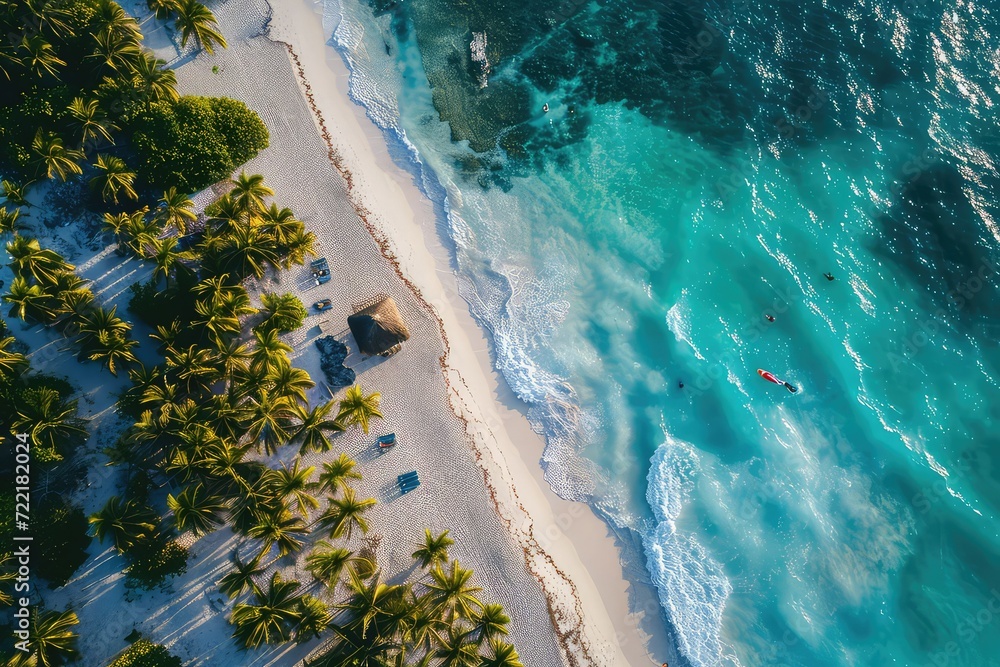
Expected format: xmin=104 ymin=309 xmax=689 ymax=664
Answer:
xmin=766 ymin=314 xmax=775 ymax=322
xmin=678 ymin=380 xmax=684 ymax=389
xmin=824 ymin=272 xmax=835 ymax=281
xmin=543 ymin=103 xmax=549 ymax=113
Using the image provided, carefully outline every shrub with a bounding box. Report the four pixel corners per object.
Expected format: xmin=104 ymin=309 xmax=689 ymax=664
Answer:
xmin=258 ymin=292 xmax=307 ymax=333
xmin=125 ymin=469 xmax=153 ymax=505
xmin=208 ymin=98 xmax=270 ymax=166
xmin=127 ymin=279 xmax=189 ymax=328
xmin=129 ymin=96 xmax=269 ymax=192
xmin=34 ymin=499 xmax=91 ymax=587
xmin=107 ymin=639 xmax=183 ymax=667
xmin=125 ymin=535 xmax=188 ymax=591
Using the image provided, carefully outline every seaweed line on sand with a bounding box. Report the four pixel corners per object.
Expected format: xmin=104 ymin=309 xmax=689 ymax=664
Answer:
xmin=273 ymin=38 xmax=598 ymax=667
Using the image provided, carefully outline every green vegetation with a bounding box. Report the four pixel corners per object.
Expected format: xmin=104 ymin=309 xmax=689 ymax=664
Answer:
xmin=258 ymin=292 xmax=307 ymax=333
xmin=107 ymin=639 xmax=183 ymax=667
xmin=130 ymin=97 xmax=269 ymax=192
xmin=34 ymin=498 xmax=93 ymax=587
xmin=0 ymin=2 xmax=526 ymax=663
xmin=5 ymin=608 xmax=80 ymax=667
xmin=0 ymin=0 xmax=259 ymax=199
xmin=335 ymin=384 xmax=383 ymax=434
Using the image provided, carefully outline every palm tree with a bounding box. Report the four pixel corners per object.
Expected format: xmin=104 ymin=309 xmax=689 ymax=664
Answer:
xmin=245 ymin=389 xmax=295 ymax=455
xmin=165 ymin=344 xmax=217 ymax=395
xmin=213 ymin=338 xmax=251 ymax=377
xmin=90 ymin=154 xmax=138 ymax=204
xmin=412 ymin=529 xmax=455 ymax=570
xmin=67 ymin=98 xmax=118 ymax=151
xmin=1 ymin=179 xmax=32 ymax=207
xmin=24 ymin=0 xmax=74 ymax=36
xmin=6 ymin=235 xmax=75 ymax=284
xmin=258 ymin=203 xmax=300 ymax=245
xmin=250 ymin=327 xmax=292 ymax=373
xmin=248 ymin=508 xmax=307 ymax=559
xmin=334 ymin=569 xmax=409 ymax=647
xmin=88 ymin=27 xmax=142 ymax=75
xmin=434 ymin=626 xmax=480 ymax=667
xmin=291 ymin=400 xmax=344 ymax=454
xmin=266 ymin=363 xmax=314 ymax=405
xmin=0 ymin=335 xmax=28 ymax=377
xmin=305 ymin=542 xmax=354 ymax=591
xmin=228 ymin=483 xmax=281 ymax=535
xmin=337 ymin=384 xmax=384 ymax=434
xmin=87 ymin=330 xmax=138 ymax=375
xmin=471 ymin=603 xmax=510 ymax=645
xmin=0 ymin=554 xmax=15 ymax=606
xmin=192 ymin=298 xmax=241 ymax=344
xmin=403 ymin=601 xmax=445 ymax=657
xmin=7 ymin=608 xmax=79 ymax=667
xmin=4 ymin=277 xmax=56 ymax=322
xmin=100 ymin=208 xmax=153 ymax=256
xmin=173 ymin=0 xmax=227 ymax=55
xmin=139 ymin=373 xmax=178 ymax=409
xmin=19 ymin=33 xmax=66 ymax=79
xmin=32 ymin=129 xmax=83 ymax=181
xmin=167 ymin=483 xmax=225 ymax=535
xmin=315 ymin=453 xmax=362 ymax=496
xmin=132 ymin=52 xmax=179 ymax=105
xmin=0 ymin=206 xmax=26 ymax=236
xmin=425 ymin=561 xmax=482 ymax=622
xmin=147 ymin=235 xmax=183 ymax=288
xmin=147 ymin=0 xmax=179 ymax=19
xmin=479 ymin=640 xmax=523 ymax=667
xmin=230 ymin=172 xmax=274 ymax=216
xmin=219 ymin=222 xmax=279 ymax=279
xmin=76 ymin=305 xmax=131 ymax=351
xmin=123 ymin=208 xmax=159 ymax=255
xmin=230 ymin=572 xmax=304 ymax=648
xmin=55 ymin=288 xmax=95 ymax=333
xmin=259 ymin=291 xmax=306 ymax=333
xmin=278 ymin=226 xmax=318 ymax=268
xmin=206 ymin=193 xmax=244 ymax=234
xmin=0 ymin=40 xmax=21 ymax=82
xmin=101 ymin=211 xmax=131 ymax=251
xmin=318 ymin=488 xmax=376 ymax=540
xmin=88 ymin=496 xmax=157 ymax=554
xmin=295 ymin=594 xmax=332 ymax=643
xmin=267 ymin=459 xmax=319 ymax=517
xmin=155 ymin=187 xmax=195 ymax=233
xmin=13 ymin=388 xmax=87 ymax=454
xmin=92 ymin=0 xmax=142 ymax=42
xmin=218 ymin=553 xmax=265 ymax=599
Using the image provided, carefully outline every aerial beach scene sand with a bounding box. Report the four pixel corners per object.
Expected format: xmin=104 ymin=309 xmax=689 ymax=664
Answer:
xmin=2 ymin=0 xmax=999 ymax=666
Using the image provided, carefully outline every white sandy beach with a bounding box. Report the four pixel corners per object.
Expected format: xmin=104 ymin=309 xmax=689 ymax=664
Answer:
xmin=10 ymin=0 xmax=675 ymax=664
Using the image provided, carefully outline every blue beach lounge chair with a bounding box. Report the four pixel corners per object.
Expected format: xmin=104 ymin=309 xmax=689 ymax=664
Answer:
xmin=377 ymin=434 xmax=396 ymax=449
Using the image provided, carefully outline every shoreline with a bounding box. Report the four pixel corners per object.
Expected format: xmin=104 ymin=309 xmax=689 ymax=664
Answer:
xmin=265 ymin=1 xmax=674 ymax=664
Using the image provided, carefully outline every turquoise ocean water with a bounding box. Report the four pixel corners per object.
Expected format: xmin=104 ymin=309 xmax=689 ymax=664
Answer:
xmin=319 ymin=0 xmax=1000 ymax=664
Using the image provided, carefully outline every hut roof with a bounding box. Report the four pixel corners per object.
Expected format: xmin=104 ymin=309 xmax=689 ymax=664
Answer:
xmin=347 ymin=296 xmax=410 ymax=356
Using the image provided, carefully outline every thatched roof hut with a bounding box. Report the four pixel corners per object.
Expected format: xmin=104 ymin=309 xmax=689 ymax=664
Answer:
xmin=348 ymin=295 xmax=410 ymax=357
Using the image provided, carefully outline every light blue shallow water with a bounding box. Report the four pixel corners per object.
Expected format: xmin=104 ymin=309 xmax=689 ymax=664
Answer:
xmin=320 ymin=0 xmax=1000 ymax=664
